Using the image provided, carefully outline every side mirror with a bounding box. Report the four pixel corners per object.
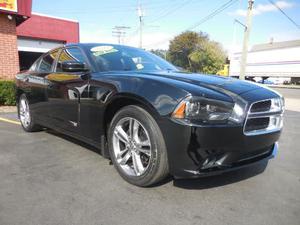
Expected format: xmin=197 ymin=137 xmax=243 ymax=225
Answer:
xmin=61 ymin=61 xmax=89 ymax=72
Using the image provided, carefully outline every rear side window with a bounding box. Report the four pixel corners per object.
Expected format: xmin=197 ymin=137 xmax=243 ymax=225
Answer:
xmin=56 ymin=48 xmax=87 ymax=72
xmin=29 ymin=58 xmax=41 ymax=72
xmin=38 ymin=50 xmax=59 ymax=72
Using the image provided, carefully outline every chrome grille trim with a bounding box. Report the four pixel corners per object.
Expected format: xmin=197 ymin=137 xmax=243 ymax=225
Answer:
xmin=250 ymin=100 xmax=271 ymax=113
xmin=243 ymin=98 xmax=284 ymax=136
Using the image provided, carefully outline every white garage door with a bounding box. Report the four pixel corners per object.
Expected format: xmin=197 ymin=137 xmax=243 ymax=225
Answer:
xmin=17 ymin=37 xmax=64 ymax=53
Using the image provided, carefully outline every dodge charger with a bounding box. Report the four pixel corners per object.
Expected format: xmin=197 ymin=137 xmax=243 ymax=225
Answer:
xmin=15 ymin=43 xmax=284 ymax=186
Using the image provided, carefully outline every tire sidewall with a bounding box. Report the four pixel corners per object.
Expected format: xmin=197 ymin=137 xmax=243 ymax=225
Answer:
xmin=108 ymin=105 xmax=165 ymax=186
xmin=19 ymin=94 xmax=36 ymax=132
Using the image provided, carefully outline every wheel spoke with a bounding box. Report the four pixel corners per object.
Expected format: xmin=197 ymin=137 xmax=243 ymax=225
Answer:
xmin=132 ymin=152 xmax=144 ymax=175
xmin=117 ymin=147 xmax=129 ymax=161
xmin=21 ymin=100 xmax=26 ymax=111
xmin=136 ymin=147 xmax=151 ymax=157
xmin=112 ymin=117 xmax=153 ymax=177
xmin=132 ymin=119 xmax=139 ymax=142
xmin=114 ymin=125 xmax=129 ymax=144
xmin=138 ymin=139 xmax=151 ymax=147
xmin=128 ymin=118 xmax=133 ymax=138
xmin=20 ymin=98 xmax=31 ymax=127
xmin=119 ymin=151 xmax=131 ymax=165
xmin=119 ymin=147 xmax=129 ymax=156
xmin=19 ymin=110 xmax=25 ymax=117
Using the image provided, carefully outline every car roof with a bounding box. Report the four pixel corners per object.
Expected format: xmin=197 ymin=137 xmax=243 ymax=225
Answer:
xmin=63 ymin=43 xmax=139 ymax=50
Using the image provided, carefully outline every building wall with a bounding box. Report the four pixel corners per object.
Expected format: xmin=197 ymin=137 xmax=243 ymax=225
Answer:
xmin=0 ymin=14 xmax=19 ymax=79
xmin=17 ymin=14 xmax=79 ymax=43
xmin=229 ymin=46 xmax=300 ymax=78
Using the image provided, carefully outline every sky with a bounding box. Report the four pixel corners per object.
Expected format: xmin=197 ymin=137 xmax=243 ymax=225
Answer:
xmin=32 ymin=0 xmax=300 ymax=52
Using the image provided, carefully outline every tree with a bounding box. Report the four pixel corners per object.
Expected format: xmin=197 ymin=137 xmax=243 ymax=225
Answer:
xmin=168 ymin=31 xmax=226 ymax=74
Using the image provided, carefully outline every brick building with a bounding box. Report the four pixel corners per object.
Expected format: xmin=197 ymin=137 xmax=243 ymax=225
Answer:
xmin=0 ymin=0 xmax=79 ymax=80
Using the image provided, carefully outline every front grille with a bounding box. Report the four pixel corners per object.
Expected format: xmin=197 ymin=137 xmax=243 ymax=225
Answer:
xmin=243 ymin=98 xmax=283 ymax=136
xmin=250 ymin=100 xmax=271 ymax=113
xmin=244 ymin=117 xmax=269 ymax=132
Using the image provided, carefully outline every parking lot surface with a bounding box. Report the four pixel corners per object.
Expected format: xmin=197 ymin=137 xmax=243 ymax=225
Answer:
xmin=0 ymin=88 xmax=299 ymax=225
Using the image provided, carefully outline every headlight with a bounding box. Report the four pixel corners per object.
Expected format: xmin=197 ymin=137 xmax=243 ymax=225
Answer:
xmin=172 ymin=96 xmax=247 ymax=125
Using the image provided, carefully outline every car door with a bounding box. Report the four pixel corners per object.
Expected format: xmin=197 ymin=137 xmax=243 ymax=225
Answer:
xmin=45 ymin=47 xmax=90 ymax=132
xmin=25 ymin=50 xmax=60 ymax=125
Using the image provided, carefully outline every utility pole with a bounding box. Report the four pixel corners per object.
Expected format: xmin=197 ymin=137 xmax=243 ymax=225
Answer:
xmin=239 ymin=0 xmax=254 ymax=80
xmin=137 ymin=4 xmax=144 ymax=48
xmin=112 ymin=26 xmax=130 ymax=44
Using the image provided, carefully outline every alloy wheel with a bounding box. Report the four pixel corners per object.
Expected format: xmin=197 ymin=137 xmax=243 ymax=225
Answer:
xmin=19 ymin=98 xmax=31 ymax=128
xmin=112 ymin=117 xmax=152 ymax=176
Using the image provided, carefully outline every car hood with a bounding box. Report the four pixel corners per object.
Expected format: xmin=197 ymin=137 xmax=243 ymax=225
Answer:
xmin=139 ymin=71 xmax=262 ymax=96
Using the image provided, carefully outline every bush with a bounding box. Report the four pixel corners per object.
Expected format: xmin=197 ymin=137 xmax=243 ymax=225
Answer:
xmin=0 ymin=80 xmax=16 ymax=106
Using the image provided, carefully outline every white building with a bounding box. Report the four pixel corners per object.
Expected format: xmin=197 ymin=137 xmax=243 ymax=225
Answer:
xmin=229 ymin=40 xmax=300 ymax=82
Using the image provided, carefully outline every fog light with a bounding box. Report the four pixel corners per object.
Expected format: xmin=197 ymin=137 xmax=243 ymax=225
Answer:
xmin=268 ymin=115 xmax=283 ymax=130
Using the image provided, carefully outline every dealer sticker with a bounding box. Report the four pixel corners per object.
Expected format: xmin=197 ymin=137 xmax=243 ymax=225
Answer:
xmin=90 ymin=46 xmax=118 ymax=56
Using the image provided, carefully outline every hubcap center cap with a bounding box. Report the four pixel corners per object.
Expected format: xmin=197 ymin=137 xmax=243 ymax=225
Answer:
xmin=128 ymin=140 xmax=137 ymax=151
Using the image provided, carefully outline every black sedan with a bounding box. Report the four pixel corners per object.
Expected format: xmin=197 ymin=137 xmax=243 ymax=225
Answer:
xmin=15 ymin=43 xmax=284 ymax=186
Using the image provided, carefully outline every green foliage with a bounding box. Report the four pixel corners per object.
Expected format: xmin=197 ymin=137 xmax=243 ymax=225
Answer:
xmin=168 ymin=31 xmax=226 ymax=74
xmin=0 ymin=80 xmax=16 ymax=106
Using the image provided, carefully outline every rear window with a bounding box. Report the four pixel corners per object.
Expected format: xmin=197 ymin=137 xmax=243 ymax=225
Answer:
xmin=38 ymin=50 xmax=59 ymax=73
xmin=29 ymin=58 xmax=41 ymax=72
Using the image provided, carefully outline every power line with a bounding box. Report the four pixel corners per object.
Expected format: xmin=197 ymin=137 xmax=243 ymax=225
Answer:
xmin=145 ymin=0 xmax=238 ymax=48
xmin=147 ymin=0 xmax=192 ymax=24
xmin=127 ymin=0 xmax=208 ymax=44
xmin=186 ymin=0 xmax=238 ymax=30
xmin=126 ymin=0 xmax=191 ymax=44
xmin=268 ymin=0 xmax=300 ymax=30
xmin=41 ymin=2 xmax=176 ymax=15
xmin=112 ymin=26 xmax=131 ymax=44
xmin=128 ymin=1 xmax=189 ymax=36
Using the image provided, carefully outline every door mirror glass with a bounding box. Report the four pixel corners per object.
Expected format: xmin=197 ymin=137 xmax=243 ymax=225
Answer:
xmin=61 ymin=61 xmax=89 ymax=72
xmin=56 ymin=47 xmax=90 ymax=73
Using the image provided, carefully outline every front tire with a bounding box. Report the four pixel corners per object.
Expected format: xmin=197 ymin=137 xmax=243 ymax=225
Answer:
xmin=19 ymin=94 xmax=42 ymax=132
xmin=108 ymin=105 xmax=169 ymax=187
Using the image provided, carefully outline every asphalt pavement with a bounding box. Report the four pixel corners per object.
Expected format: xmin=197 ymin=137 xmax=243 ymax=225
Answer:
xmin=0 ymin=87 xmax=299 ymax=225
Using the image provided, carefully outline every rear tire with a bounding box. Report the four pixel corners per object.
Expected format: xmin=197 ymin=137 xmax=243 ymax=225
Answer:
xmin=19 ymin=94 xmax=43 ymax=132
xmin=108 ymin=105 xmax=169 ymax=187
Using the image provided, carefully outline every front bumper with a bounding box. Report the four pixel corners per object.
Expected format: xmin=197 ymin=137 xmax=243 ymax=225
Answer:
xmin=159 ymin=118 xmax=281 ymax=179
xmin=180 ymin=142 xmax=278 ymax=178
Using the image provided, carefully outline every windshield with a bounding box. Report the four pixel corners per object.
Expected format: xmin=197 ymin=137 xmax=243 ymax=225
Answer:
xmin=88 ymin=45 xmax=178 ymax=72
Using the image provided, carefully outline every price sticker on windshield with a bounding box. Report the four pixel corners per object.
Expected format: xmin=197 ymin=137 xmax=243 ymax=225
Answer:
xmin=90 ymin=46 xmax=118 ymax=56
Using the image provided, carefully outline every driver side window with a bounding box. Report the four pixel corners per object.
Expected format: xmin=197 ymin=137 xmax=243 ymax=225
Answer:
xmin=55 ymin=48 xmax=87 ymax=72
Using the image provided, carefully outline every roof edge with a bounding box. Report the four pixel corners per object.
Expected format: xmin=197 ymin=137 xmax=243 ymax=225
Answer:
xmin=32 ymin=12 xmax=78 ymax=23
